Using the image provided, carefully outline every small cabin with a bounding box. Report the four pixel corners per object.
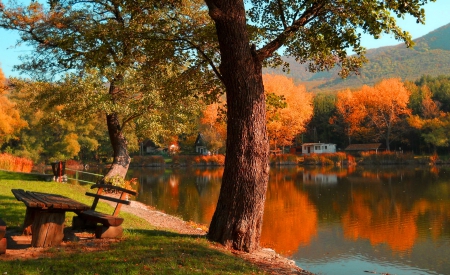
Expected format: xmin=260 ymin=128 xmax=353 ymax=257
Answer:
xmin=195 ymin=133 xmax=209 ymax=155
xmin=301 ymin=143 xmax=336 ymax=155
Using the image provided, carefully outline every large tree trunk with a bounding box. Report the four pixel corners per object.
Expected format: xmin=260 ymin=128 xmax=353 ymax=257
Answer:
xmin=206 ymin=0 xmax=270 ymax=252
xmin=103 ymin=81 xmax=131 ymax=182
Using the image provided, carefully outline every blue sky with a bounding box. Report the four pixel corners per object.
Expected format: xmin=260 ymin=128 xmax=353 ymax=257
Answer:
xmin=0 ymin=1 xmax=449 ymax=78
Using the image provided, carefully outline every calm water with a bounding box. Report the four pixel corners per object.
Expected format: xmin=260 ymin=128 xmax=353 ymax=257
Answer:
xmin=125 ymin=166 xmax=450 ymax=275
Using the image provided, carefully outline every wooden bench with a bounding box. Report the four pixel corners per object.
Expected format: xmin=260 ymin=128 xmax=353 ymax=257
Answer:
xmin=11 ymin=189 xmax=90 ymax=247
xmin=73 ymin=184 xmax=137 ymax=239
xmin=0 ymin=218 xmax=6 ymax=254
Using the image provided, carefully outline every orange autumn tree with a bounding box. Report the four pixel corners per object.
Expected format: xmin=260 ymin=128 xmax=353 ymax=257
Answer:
xmin=332 ymin=78 xmax=411 ymax=150
xmin=331 ymin=89 xmax=367 ymax=146
xmin=0 ymin=68 xmax=27 ymax=144
xmin=199 ymin=101 xmax=227 ymax=154
xmin=263 ymin=74 xmax=313 ymax=150
xmin=359 ymin=78 xmax=411 ymax=151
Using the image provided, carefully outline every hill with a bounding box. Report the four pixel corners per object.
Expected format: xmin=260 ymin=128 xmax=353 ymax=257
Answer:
xmin=265 ymin=23 xmax=450 ymax=92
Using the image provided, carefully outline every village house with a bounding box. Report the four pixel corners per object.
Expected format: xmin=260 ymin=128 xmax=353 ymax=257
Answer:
xmin=301 ymin=143 xmax=336 ymax=155
xmin=195 ymin=133 xmax=209 ymax=155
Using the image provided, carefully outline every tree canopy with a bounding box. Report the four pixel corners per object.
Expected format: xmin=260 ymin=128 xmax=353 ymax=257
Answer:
xmin=0 ymin=0 xmax=218 ymax=178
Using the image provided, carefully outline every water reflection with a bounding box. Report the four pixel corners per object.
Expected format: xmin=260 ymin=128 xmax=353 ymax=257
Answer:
xmin=123 ymin=166 xmax=450 ymax=275
xmin=261 ymin=167 xmax=317 ymax=255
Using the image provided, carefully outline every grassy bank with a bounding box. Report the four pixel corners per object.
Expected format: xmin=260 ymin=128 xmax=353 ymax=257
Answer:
xmin=0 ymin=171 xmax=265 ymax=275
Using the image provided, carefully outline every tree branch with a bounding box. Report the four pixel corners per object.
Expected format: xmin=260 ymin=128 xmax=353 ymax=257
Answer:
xmin=256 ymin=3 xmax=326 ymax=61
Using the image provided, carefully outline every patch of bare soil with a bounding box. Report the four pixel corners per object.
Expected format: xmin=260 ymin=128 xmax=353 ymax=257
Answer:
xmin=1 ymin=199 xmax=313 ymax=275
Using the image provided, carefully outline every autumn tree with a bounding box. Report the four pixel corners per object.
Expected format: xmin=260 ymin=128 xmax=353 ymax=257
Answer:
xmin=0 ymin=67 xmax=26 ymax=145
xmin=199 ymin=101 xmax=227 ymax=154
xmin=360 ymin=78 xmax=412 ymax=150
xmin=263 ymin=74 xmax=313 ymax=150
xmin=408 ymin=86 xmax=450 ymax=153
xmin=203 ymin=0 xmax=434 ymax=252
xmin=331 ymin=89 xmax=367 ymax=146
xmin=0 ymin=0 xmax=215 ymax=180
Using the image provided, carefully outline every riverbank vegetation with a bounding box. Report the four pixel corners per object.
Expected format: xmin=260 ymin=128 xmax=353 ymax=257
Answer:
xmin=2 ymin=70 xmax=450 ymax=170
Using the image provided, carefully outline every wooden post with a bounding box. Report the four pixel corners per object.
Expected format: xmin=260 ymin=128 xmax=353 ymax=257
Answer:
xmin=31 ymin=211 xmax=65 ymax=247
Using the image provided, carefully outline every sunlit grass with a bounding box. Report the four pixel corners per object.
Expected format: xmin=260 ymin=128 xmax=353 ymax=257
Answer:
xmin=0 ymin=171 xmax=266 ymax=275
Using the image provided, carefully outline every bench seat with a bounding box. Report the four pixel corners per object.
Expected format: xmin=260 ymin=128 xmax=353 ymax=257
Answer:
xmin=78 ymin=210 xmax=124 ymax=227
xmin=74 ymin=183 xmax=137 ymax=239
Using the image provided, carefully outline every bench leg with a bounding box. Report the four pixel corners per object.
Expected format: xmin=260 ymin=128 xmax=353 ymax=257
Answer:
xmin=31 ymin=211 xmax=65 ymax=247
xmin=0 ymin=238 xmax=6 ymax=254
xmin=95 ymin=225 xmax=123 ymax=239
xmin=22 ymin=208 xmax=37 ymax=235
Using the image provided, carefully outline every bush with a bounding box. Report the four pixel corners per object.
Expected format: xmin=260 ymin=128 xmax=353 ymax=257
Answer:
xmin=0 ymin=153 xmax=33 ymax=172
xmin=269 ymin=154 xmax=298 ymax=165
xmin=172 ymin=154 xmax=225 ymax=166
xmin=360 ymin=151 xmax=415 ymax=165
xmin=303 ymin=152 xmax=349 ymax=166
xmin=131 ymin=155 xmax=165 ymax=167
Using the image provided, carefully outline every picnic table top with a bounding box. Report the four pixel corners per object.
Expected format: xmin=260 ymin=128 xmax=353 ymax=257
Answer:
xmin=11 ymin=189 xmax=90 ymax=211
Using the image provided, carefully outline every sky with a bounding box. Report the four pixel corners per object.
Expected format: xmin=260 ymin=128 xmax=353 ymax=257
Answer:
xmin=0 ymin=1 xmax=449 ymax=79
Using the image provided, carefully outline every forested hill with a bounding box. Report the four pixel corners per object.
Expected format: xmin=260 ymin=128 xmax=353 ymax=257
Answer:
xmin=265 ymin=23 xmax=450 ymax=92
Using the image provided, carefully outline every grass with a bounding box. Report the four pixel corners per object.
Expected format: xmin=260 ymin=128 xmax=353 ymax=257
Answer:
xmin=0 ymin=170 xmax=266 ymax=275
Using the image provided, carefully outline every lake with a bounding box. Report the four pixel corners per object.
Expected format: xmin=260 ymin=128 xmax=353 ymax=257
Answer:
xmin=113 ymin=165 xmax=450 ymax=275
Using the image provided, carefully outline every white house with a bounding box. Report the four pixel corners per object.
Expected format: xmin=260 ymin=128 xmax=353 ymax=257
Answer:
xmin=301 ymin=143 xmax=336 ymax=155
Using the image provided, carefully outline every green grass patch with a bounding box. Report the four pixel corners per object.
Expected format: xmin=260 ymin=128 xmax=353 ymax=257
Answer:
xmin=0 ymin=171 xmax=265 ymax=275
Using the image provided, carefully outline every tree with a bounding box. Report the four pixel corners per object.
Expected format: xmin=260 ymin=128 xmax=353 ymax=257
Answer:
xmin=0 ymin=0 xmax=214 ymax=180
xmin=199 ymin=101 xmax=227 ymax=154
xmin=204 ymin=0 xmax=434 ymax=252
xmin=360 ymin=78 xmax=412 ymax=150
xmin=306 ymin=92 xmax=337 ymax=145
xmin=331 ymin=89 xmax=367 ymax=146
xmin=408 ymin=87 xmax=450 ymax=153
xmin=6 ymin=77 xmax=109 ymax=162
xmin=0 ymin=68 xmax=27 ymax=144
xmin=263 ymin=74 xmax=313 ymax=150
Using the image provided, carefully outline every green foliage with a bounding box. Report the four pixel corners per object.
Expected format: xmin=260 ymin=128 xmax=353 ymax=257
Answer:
xmin=0 ymin=0 xmax=220 ymax=171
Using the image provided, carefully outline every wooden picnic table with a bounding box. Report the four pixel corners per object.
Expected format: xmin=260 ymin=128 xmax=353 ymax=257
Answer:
xmin=11 ymin=189 xmax=90 ymax=247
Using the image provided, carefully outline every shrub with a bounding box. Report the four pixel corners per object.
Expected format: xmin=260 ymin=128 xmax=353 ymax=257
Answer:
xmin=173 ymin=155 xmax=225 ymax=166
xmin=303 ymin=152 xmax=349 ymax=166
xmin=0 ymin=153 xmax=33 ymax=172
xmin=269 ymin=154 xmax=298 ymax=165
xmin=131 ymin=155 xmax=165 ymax=167
xmin=360 ymin=151 xmax=415 ymax=165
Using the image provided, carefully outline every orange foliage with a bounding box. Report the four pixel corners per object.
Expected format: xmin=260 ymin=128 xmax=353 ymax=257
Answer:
xmin=0 ymin=153 xmax=33 ymax=172
xmin=263 ymin=74 xmax=314 ymax=148
xmin=332 ymin=88 xmax=367 ymax=139
xmin=199 ymin=102 xmax=227 ymax=152
xmin=261 ymin=171 xmax=317 ymax=255
xmin=0 ymin=68 xmax=27 ymax=142
xmin=332 ymin=79 xmax=411 ymax=149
